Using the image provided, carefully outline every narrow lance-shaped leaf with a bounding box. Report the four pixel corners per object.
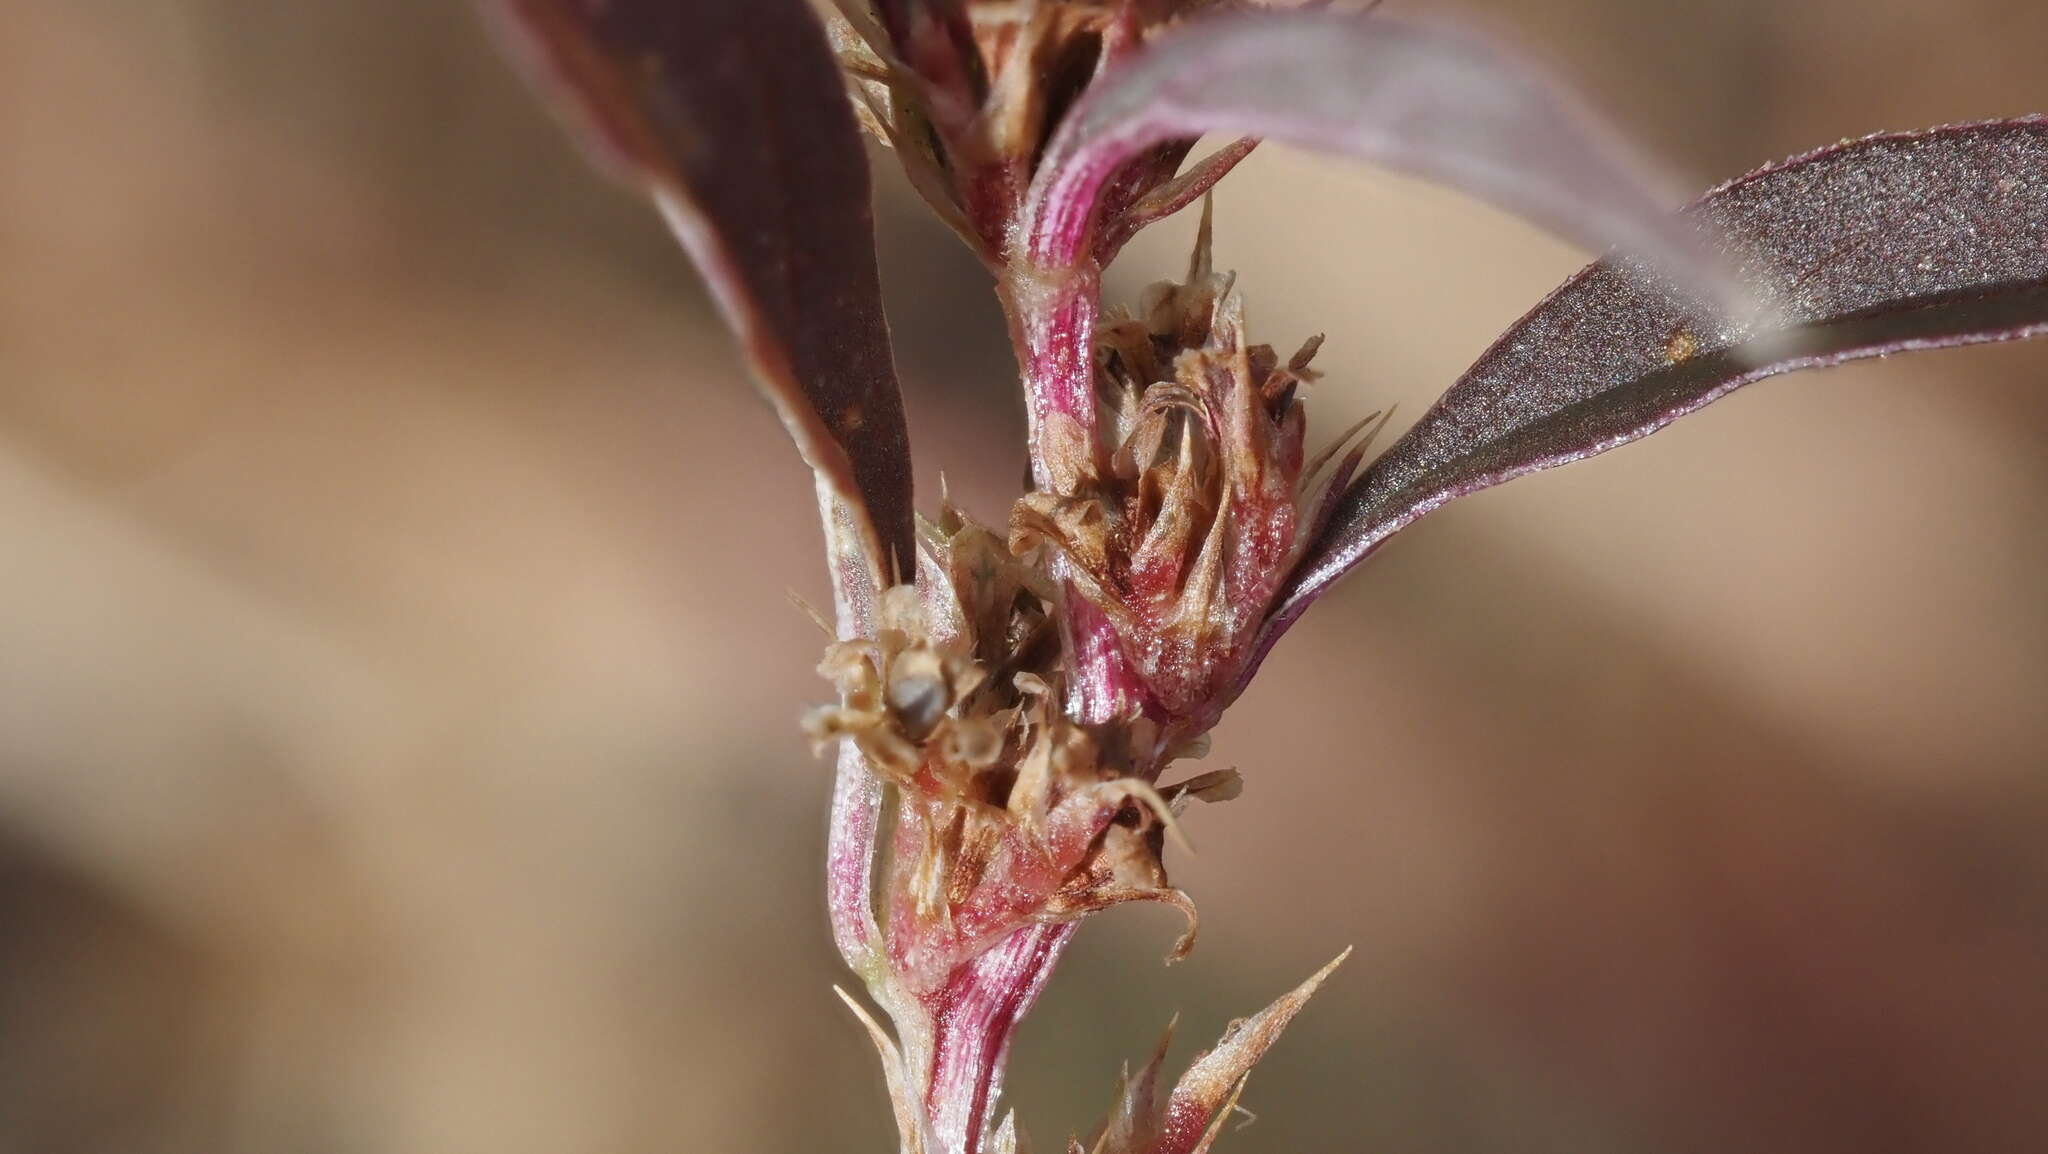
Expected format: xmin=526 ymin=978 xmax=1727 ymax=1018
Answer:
xmin=1272 ymin=118 xmax=2048 ymax=639
xmin=484 ymin=0 xmax=915 ymax=604
xmin=485 ymin=0 xmax=914 ymax=982
xmin=1024 ymin=9 xmax=1710 ymax=285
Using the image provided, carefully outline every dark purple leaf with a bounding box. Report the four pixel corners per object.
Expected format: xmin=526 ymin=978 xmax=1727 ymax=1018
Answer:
xmin=1025 ymin=8 xmax=1710 ymax=287
xmin=484 ymin=0 xmax=914 ymax=592
xmin=1270 ymin=118 xmax=2048 ymax=640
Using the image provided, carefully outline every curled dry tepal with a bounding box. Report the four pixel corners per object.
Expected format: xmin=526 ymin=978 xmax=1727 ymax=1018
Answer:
xmin=481 ymin=2 xmax=2048 ymax=1151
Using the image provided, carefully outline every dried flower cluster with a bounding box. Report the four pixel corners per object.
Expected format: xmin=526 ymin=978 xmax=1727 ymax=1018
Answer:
xmin=485 ymin=1 xmax=2046 ymax=1150
xmin=1014 ymin=208 xmax=1389 ymax=730
xmin=806 ymin=538 xmax=1202 ymax=997
xmin=836 ymin=0 xmax=1250 ymax=260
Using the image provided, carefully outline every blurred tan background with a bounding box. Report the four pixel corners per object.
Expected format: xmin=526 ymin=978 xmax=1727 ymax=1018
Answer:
xmin=1 ymin=2 xmax=2044 ymax=1151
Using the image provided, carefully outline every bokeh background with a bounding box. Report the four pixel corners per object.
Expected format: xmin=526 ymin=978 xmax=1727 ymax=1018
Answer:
xmin=2 ymin=2 xmax=2044 ymax=1151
